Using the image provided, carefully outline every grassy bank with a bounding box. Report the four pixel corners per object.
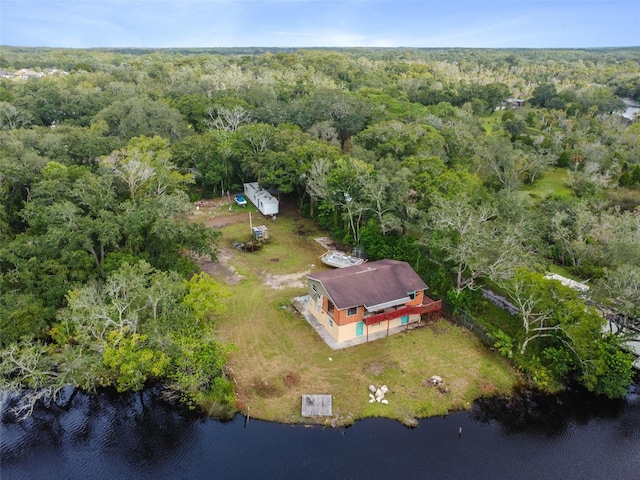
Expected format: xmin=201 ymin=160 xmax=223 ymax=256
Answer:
xmin=195 ymin=202 xmax=518 ymax=425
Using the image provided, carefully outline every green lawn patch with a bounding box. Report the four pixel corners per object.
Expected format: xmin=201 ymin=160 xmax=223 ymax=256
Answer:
xmin=481 ymin=113 xmax=502 ymax=134
xmin=523 ymin=167 xmax=573 ymax=200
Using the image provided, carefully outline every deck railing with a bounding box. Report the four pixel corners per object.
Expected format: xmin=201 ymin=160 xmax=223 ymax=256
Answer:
xmin=363 ymin=298 xmax=442 ymax=326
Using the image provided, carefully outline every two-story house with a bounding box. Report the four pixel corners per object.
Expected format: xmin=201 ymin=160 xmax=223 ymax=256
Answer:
xmin=306 ymin=259 xmax=442 ymax=344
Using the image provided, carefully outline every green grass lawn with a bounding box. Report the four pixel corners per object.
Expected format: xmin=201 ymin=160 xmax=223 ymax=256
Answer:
xmin=481 ymin=112 xmax=502 ymax=133
xmin=200 ymin=205 xmax=519 ymax=425
xmin=523 ymin=167 xmax=573 ymax=200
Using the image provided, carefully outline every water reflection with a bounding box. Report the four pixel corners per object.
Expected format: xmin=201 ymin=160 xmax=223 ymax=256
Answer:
xmin=2 ymin=385 xmax=639 ymax=480
xmin=622 ymin=97 xmax=640 ymax=120
xmin=471 ymin=385 xmax=626 ymax=437
xmin=1 ymin=386 xmax=204 ymax=479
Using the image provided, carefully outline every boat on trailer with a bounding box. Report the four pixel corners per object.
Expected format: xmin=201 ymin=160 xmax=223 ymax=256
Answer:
xmin=320 ymin=251 xmax=366 ymax=268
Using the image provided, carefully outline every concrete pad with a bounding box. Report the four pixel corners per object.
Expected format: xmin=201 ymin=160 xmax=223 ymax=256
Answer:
xmin=301 ymin=395 xmax=332 ymax=417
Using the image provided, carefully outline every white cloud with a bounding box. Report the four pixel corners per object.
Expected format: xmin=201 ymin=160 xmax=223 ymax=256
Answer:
xmin=2 ymin=1 xmax=638 ymax=48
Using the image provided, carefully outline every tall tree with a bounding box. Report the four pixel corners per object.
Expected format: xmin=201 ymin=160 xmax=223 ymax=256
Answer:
xmin=101 ymin=135 xmax=194 ymax=200
xmin=426 ymin=195 xmax=536 ymax=293
xmin=495 ymin=269 xmax=634 ymax=398
xmin=1 ymin=261 xmax=233 ymax=418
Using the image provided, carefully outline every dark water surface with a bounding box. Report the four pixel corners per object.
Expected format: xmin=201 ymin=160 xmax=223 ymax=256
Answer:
xmin=2 ymin=386 xmax=639 ymax=480
xmin=622 ymin=97 xmax=640 ymax=120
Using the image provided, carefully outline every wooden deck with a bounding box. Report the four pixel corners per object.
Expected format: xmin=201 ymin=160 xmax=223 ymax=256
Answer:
xmin=363 ymin=298 xmax=442 ymax=326
xmin=301 ymin=395 xmax=333 ymax=417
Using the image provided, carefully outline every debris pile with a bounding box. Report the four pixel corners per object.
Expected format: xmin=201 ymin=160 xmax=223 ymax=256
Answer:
xmin=422 ymin=375 xmax=450 ymax=394
xmin=232 ymin=240 xmax=263 ymax=252
xmin=368 ymin=384 xmax=389 ymax=405
xmin=193 ymin=199 xmax=219 ymax=208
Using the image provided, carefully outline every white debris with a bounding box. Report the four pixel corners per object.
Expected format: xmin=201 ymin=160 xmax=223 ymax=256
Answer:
xmin=431 ymin=375 xmax=442 ymax=385
xmin=367 ymin=384 xmax=390 ymax=405
xmin=328 ymin=357 xmax=332 ymax=361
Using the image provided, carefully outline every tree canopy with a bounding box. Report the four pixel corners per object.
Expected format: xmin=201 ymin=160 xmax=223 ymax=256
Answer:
xmin=2 ymin=46 xmax=638 ymax=411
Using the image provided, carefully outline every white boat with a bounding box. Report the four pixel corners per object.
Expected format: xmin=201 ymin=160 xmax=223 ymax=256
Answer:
xmin=320 ymin=251 xmax=366 ymax=268
xmin=234 ymin=193 xmax=247 ymax=207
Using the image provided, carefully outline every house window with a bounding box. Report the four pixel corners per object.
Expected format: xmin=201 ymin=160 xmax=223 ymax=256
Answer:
xmin=312 ymin=284 xmax=317 ymax=293
xmin=329 ymin=318 xmax=333 ymax=327
xmin=347 ymin=306 xmax=358 ymax=316
xmin=408 ymin=292 xmax=416 ymax=300
xmin=327 ymin=300 xmax=334 ymax=316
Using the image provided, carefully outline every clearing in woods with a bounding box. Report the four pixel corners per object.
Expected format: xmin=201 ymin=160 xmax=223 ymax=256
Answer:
xmin=191 ymin=198 xmax=518 ymax=426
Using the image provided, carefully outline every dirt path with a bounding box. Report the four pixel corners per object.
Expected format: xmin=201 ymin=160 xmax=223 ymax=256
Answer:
xmin=198 ymin=248 xmax=245 ymax=285
xmin=192 ymin=199 xmax=313 ymax=289
xmin=261 ymin=270 xmax=311 ymax=290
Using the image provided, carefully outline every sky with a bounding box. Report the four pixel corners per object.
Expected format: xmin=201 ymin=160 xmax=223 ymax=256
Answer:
xmin=1 ymin=0 xmax=639 ymax=49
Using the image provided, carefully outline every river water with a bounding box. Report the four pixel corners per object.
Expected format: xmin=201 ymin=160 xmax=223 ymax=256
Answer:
xmin=2 ymin=385 xmax=639 ymax=480
xmin=622 ymin=97 xmax=640 ymax=121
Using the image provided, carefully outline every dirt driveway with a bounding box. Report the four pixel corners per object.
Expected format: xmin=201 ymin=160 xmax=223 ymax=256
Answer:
xmin=191 ymin=199 xmax=318 ymax=289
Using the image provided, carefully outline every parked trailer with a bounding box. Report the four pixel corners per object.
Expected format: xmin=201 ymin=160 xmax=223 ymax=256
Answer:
xmin=243 ymin=182 xmax=279 ymax=216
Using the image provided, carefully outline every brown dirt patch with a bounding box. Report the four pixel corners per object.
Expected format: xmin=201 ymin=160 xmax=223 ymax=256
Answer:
xmin=362 ymin=360 xmax=399 ymax=377
xmin=479 ymin=381 xmax=498 ymax=395
xmin=192 ymin=198 xmax=251 ymax=229
xmin=251 ymin=377 xmax=285 ymax=398
xmin=197 ymin=248 xmax=245 ymax=285
xmin=314 ymin=236 xmax=350 ymax=253
xmin=365 ymin=363 xmax=386 ymax=376
xmin=283 ymin=372 xmax=301 ymax=388
xmin=261 ymin=270 xmax=310 ymax=290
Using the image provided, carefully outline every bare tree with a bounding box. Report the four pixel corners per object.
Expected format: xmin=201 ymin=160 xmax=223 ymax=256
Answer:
xmin=500 ymin=273 xmax=561 ymax=355
xmin=206 ymin=106 xmax=251 ymax=132
xmin=428 ymin=196 xmax=536 ymax=292
xmin=0 ymin=102 xmax=31 ymax=130
xmin=102 ymin=150 xmax=155 ymax=200
xmin=598 ymin=265 xmax=640 ymax=334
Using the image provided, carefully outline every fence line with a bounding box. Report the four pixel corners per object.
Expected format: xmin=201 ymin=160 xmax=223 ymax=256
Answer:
xmin=441 ymin=300 xmax=494 ymax=348
xmin=481 ymin=288 xmax=519 ymax=316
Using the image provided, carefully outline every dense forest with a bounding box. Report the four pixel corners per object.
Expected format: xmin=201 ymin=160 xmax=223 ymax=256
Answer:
xmin=1 ymin=47 xmax=639 ymax=417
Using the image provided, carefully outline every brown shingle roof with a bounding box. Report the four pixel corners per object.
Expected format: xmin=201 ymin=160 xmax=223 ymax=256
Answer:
xmin=307 ymin=259 xmax=428 ymax=311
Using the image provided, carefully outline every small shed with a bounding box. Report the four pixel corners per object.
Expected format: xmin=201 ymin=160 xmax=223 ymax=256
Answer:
xmin=252 ymin=225 xmax=269 ymax=241
xmin=301 ymin=395 xmax=332 ymax=417
xmin=243 ymin=182 xmax=279 ymax=216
